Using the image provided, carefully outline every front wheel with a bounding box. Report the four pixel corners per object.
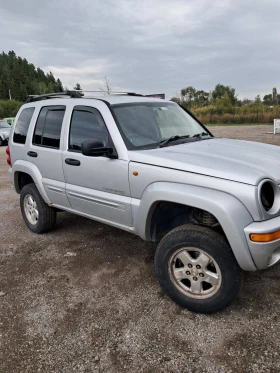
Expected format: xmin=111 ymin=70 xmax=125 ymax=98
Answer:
xmin=155 ymin=224 xmax=243 ymax=314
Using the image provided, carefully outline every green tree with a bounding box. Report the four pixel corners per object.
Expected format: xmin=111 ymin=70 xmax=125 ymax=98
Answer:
xmin=212 ymin=84 xmax=237 ymax=105
xmin=272 ymin=87 xmax=277 ymax=103
xmin=180 ymin=86 xmax=196 ymax=108
xmin=255 ymin=94 xmax=261 ymax=104
xmin=74 ymin=83 xmax=82 ymax=90
xmin=0 ymin=50 xmax=65 ymax=99
xmin=263 ymin=94 xmax=273 ymax=105
xmin=56 ymin=78 xmax=64 ymax=92
xmin=194 ymin=90 xmax=209 ymax=107
xmin=215 ymin=94 xmax=234 ymax=113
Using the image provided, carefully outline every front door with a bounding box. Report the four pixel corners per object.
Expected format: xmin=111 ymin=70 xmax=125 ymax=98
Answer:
xmin=62 ymin=104 xmax=132 ymax=228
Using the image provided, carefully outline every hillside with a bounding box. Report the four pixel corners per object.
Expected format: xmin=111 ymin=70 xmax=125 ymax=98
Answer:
xmin=0 ymin=51 xmax=64 ymax=102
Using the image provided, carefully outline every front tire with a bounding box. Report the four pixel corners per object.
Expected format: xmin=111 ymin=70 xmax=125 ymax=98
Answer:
xmin=155 ymin=224 xmax=243 ymax=314
xmin=20 ymin=183 xmax=57 ymax=233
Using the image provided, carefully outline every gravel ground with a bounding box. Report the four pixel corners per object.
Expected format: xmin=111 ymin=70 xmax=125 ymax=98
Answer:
xmin=0 ymin=124 xmax=280 ymax=373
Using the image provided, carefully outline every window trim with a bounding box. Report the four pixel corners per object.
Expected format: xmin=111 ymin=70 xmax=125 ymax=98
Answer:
xmin=67 ymin=105 xmax=111 ymax=153
xmin=32 ymin=105 xmax=66 ymax=150
xmin=13 ymin=107 xmax=35 ymax=145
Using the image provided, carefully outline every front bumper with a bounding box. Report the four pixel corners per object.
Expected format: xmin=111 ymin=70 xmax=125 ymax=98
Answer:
xmin=245 ymin=216 xmax=280 ymax=269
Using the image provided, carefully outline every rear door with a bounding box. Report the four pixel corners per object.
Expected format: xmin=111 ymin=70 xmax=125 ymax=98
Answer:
xmin=62 ymin=104 xmax=132 ymax=228
xmin=27 ymin=105 xmax=71 ymax=208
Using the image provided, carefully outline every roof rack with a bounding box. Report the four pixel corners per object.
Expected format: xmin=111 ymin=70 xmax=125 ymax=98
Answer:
xmin=26 ymin=91 xmax=84 ymax=103
xmin=25 ymin=90 xmax=164 ymax=103
xmin=73 ymin=90 xmax=144 ymax=97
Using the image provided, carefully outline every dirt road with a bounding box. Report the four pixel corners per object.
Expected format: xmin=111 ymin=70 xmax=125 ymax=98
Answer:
xmin=0 ymin=125 xmax=279 ymax=372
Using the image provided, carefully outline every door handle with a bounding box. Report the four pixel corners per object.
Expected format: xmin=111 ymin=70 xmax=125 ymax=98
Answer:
xmin=27 ymin=151 xmax=38 ymax=157
xmin=65 ymin=158 xmax=80 ymax=166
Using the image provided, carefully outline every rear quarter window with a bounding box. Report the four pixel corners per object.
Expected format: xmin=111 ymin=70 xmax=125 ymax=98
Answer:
xmin=13 ymin=107 xmax=35 ymax=144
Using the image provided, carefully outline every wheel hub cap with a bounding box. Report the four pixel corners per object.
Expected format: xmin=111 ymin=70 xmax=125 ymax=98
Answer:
xmin=190 ymin=268 xmax=199 ymax=277
xmin=169 ymin=247 xmax=222 ymax=299
xmin=24 ymin=194 xmax=39 ymax=225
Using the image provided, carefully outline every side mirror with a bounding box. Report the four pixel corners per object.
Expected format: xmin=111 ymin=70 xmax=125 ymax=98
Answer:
xmin=81 ymin=139 xmax=114 ymax=157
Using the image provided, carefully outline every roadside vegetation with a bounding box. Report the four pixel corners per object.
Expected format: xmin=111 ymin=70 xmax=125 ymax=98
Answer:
xmin=172 ymin=85 xmax=280 ymax=124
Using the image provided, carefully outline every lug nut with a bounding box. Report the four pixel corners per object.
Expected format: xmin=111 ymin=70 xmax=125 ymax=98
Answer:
xmin=199 ymin=273 xmax=204 ymax=277
xmin=188 ymin=264 xmax=193 ymax=268
xmin=196 ymin=265 xmax=201 ymax=269
xmin=186 ymin=271 xmax=190 ymax=275
xmin=193 ymin=277 xmax=198 ymax=281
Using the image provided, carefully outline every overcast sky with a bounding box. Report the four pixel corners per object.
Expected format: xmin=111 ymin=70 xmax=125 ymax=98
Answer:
xmin=0 ymin=0 xmax=279 ymax=99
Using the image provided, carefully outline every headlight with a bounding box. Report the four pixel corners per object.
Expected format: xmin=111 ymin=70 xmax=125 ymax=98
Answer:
xmin=259 ymin=180 xmax=280 ymax=214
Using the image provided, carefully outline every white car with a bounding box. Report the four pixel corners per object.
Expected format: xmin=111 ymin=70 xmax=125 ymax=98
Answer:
xmin=0 ymin=120 xmax=11 ymax=146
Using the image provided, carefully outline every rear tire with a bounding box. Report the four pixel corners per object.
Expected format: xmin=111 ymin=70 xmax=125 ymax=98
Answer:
xmin=0 ymin=138 xmax=3 ymax=146
xmin=155 ymin=224 xmax=243 ymax=314
xmin=20 ymin=183 xmax=57 ymax=233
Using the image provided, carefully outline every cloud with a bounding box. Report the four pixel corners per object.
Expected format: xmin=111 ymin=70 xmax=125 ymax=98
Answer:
xmin=0 ymin=0 xmax=280 ymax=98
xmin=44 ymin=59 xmax=115 ymax=90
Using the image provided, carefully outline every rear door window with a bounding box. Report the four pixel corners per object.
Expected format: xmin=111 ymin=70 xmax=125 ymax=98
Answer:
xmin=13 ymin=107 xmax=35 ymax=144
xmin=33 ymin=106 xmax=65 ymax=149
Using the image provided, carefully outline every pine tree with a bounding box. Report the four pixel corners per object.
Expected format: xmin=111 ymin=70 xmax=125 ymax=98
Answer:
xmin=0 ymin=50 xmax=65 ymax=100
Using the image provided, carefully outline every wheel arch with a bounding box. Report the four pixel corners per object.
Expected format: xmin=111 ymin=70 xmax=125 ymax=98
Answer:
xmin=136 ymin=182 xmax=256 ymax=271
xmin=11 ymin=160 xmax=51 ymax=204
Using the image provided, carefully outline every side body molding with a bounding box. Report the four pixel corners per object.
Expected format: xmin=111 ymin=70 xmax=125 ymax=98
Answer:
xmin=136 ymin=182 xmax=256 ymax=271
xmin=10 ymin=160 xmax=51 ymax=204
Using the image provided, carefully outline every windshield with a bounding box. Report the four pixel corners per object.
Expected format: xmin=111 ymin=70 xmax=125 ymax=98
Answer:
xmin=0 ymin=121 xmax=10 ymax=129
xmin=111 ymin=102 xmax=211 ymax=150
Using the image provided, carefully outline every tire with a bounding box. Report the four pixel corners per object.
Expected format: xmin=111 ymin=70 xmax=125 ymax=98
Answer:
xmin=20 ymin=183 xmax=57 ymax=234
xmin=0 ymin=137 xmax=3 ymax=146
xmin=154 ymin=224 xmax=243 ymax=314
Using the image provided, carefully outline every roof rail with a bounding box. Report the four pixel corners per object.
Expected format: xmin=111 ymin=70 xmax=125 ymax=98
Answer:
xmin=72 ymin=90 xmax=144 ymax=97
xmin=25 ymin=90 xmax=164 ymax=103
xmin=26 ymin=91 xmax=84 ymax=103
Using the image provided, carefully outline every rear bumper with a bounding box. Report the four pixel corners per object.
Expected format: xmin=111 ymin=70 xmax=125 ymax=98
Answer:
xmin=245 ymin=216 xmax=280 ymax=269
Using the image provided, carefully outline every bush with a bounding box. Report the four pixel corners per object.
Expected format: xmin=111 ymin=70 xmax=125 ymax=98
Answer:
xmin=192 ymin=103 xmax=280 ymax=124
xmin=0 ymin=100 xmax=23 ymax=118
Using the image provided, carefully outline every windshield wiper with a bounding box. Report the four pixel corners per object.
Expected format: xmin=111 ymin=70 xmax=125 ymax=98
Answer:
xmin=192 ymin=132 xmax=209 ymax=140
xmin=159 ymin=135 xmax=190 ymax=148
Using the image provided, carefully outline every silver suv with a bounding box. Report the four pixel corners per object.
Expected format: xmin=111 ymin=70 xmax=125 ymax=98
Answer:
xmin=7 ymin=91 xmax=280 ymax=313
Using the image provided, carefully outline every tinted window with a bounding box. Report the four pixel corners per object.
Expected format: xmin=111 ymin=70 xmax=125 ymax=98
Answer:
xmin=33 ymin=106 xmax=65 ymax=149
xmin=13 ymin=107 xmax=35 ymax=144
xmin=69 ymin=107 xmax=108 ymax=151
xmin=33 ymin=107 xmax=48 ymax=145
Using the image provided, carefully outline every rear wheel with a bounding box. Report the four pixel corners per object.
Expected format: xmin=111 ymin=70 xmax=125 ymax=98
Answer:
xmin=0 ymin=138 xmax=3 ymax=146
xmin=155 ymin=224 xmax=243 ymax=313
xmin=20 ymin=183 xmax=57 ymax=233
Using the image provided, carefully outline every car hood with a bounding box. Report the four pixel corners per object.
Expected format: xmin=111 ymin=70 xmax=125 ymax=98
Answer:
xmin=0 ymin=127 xmax=10 ymax=134
xmin=128 ymin=138 xmax=280 ymax=186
